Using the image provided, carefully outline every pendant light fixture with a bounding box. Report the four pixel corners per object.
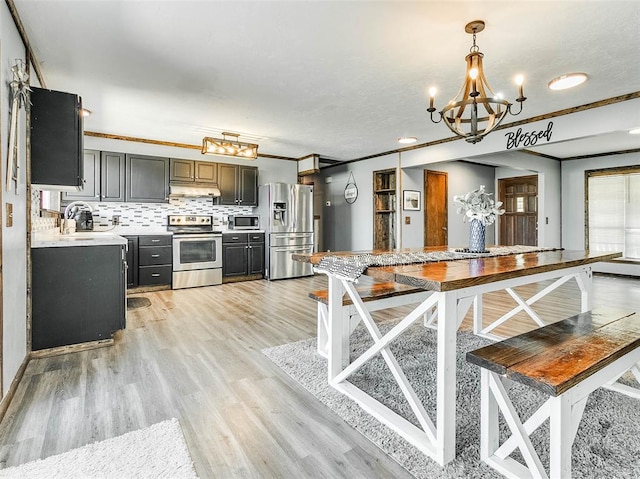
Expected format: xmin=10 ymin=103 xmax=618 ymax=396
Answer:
xmin=202 ymin=132 xmax=259 ymax=159
xmin=427 ymin=20 xmax=527 ymax=144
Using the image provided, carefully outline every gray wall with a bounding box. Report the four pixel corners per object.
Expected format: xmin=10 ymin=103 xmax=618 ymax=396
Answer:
xmin=401 ymin=162 xmax=497 ymax=249
xmin=1 ymin=3 xmax=32 ymax=396
xmin=321 ymin=154 xmax=399 ymax=252
xmin=320 ymin=154 xmax=501 ymax=252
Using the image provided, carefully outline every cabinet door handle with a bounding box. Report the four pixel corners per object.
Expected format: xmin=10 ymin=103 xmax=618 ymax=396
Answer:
xmin=151 ymin=254 xmax=160 ymax=258
xmin=151 ymin=239 xmax=160 ymax=243
xmin=232 ymin=236 xmax=239 ymax=240
xmin=151 ymin=273 xmax=160 ymax=277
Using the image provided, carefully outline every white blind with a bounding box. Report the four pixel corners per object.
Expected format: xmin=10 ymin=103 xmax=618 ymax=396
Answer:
xmin=588 ymin=173 xmax=640 ymax=259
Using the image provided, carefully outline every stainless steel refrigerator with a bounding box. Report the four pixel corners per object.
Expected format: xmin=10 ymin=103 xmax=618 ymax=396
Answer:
xmin=259 ymin=183 xmax=314 ymax=280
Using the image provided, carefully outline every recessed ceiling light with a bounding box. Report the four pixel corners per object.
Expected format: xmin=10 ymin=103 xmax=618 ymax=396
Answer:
xmin=548 ymin=73 xmax=588 ymax=91
xmin=81 ymin=108 xmax=92 ymax=117
xmin=629 ymin=128 xmax=640 ymax=135
xmin=398 ymin=136 xmax=417 ymax=144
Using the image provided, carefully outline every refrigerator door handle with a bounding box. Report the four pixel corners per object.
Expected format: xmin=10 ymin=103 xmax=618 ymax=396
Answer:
xmin=274 ymin=233 xmax=312 ymax=238
xmin=274 ymin=248 xmax=312 ymax=253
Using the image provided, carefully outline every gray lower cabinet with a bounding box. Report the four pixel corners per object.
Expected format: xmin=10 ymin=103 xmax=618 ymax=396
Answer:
xmin=222 ymin=232 xmax=264 ymax=281
xmin=31 ymin=245 xmax=126 ymax=350
xmin=128 ymin=235 xmax=172 ymax=287
xmin=125 ymin=154 xmax=170 ymax=203
xmin=124 ymin=236 xmax=139 ymax=288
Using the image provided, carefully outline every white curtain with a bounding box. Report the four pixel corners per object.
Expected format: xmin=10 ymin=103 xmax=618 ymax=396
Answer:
xmin=588 ymin=173 xmax=640 ymax=259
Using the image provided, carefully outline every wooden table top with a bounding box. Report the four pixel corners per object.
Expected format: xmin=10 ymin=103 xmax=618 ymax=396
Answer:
xmin=293 ymin=248 xmax=622 ymax=292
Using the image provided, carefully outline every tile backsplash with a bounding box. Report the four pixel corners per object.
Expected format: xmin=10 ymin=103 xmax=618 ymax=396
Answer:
xmin=32 ymin=189 xmax=253 ymax=229
xmin=91 ymin=198 xmax=253 ymax=228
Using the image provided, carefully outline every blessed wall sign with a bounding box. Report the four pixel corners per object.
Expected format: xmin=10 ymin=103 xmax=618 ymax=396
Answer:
xmin=505 ymin=121 xmax=554 ymax=150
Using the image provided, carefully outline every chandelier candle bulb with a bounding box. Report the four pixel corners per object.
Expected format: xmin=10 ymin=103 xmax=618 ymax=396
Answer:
xmin=428 ymin=87 xmax=437 ymax=110
xmin=516 ymin=75 xmax=525 ymax=100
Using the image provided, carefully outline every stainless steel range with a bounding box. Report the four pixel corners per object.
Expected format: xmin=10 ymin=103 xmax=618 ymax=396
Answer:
xmin=168 ymin=215 xmax=222 ymax=289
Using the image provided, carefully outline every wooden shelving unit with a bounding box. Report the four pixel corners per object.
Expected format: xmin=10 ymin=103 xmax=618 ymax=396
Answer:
xmin=373 ymin=168 xmax=397 ymax=250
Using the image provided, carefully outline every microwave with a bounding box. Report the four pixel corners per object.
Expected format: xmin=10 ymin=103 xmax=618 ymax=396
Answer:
xmin=228 ymin=215 xmax=260 ymax=230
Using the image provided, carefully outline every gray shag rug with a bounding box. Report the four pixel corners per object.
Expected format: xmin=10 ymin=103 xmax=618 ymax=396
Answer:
xmin=263 ymin=321 xmax=640 ymax=478
xmin=0 ymin=418 xmax=198 ymax=478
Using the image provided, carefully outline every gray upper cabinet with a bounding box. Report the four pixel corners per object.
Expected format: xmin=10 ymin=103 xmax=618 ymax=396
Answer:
xmin=30 ymin=86 xmax=83 ymax=188
xmin=170 ymin=159 xmax=218 ymax=184
xmin=125 ymin=154 xmax=170 ymax=203
xmin=195 ymin=161 xmax=218 ymax=184
xmin=101 ymin=151 xmax=126 ymax=202
xmin=239 ymin=165 xmax=258 ymax=206
xmin=170 ymin=159 xmax=194 ymax=182
xmin=62 ymin=149 xmax=100 ymax=202
xmin=218 ymin=164 xmax=258 ymax=206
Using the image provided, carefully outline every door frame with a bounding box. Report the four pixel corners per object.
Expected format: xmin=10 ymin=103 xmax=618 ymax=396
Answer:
xmin=498 ymin=174 xmax=539 ymax=246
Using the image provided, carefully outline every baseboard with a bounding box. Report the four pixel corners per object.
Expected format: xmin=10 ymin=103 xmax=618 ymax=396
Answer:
xmin=127 ymin=284 xmax=171 ymax=294
xmin=222 ymin=274 xmax=264 ymax=283
xmin=30 ymin=338 xmax=114 ymax=359
xmin=0 ymin=354 xmax=30 ymax=424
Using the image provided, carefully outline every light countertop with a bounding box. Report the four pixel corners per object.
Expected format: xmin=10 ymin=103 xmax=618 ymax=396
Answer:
xmin=32 ymin=231 xmax=129 ymax=248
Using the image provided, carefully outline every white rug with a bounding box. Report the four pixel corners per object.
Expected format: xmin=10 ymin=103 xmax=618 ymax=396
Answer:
xmin=0 ymin=418 xmax=198 ymax=478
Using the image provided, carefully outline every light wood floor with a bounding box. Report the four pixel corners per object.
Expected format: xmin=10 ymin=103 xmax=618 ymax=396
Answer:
xmin=0 ymin=273 xmax=638 ymax=477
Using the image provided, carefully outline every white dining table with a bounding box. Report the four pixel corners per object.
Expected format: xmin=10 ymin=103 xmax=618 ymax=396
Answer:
xmin=294 ymin=248 xmax=621 ymax=466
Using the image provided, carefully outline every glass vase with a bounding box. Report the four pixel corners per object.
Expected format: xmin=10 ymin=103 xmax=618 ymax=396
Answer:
xmin=468 ymin=219 xmax=487 ymax=253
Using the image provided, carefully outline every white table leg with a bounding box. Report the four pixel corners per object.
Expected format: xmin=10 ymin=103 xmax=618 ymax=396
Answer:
xmin=327 ymin=275 xmax=346 ymax=380
xmin=316 ymin=302 xmax=328 ymax=358
xmin=436 ymin=291 xmax=457 ymax=465
xmin=575 ymin=266 xmax=593 ymax=313
xmin=473 ymin=294 xmax=483 ymax=334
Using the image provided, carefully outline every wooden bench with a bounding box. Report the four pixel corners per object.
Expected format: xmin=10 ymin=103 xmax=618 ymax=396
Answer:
xmin=309 ymin=281 xmax=435 ymax=360
xmin=466 ymin=308 xmax=640 ymax=479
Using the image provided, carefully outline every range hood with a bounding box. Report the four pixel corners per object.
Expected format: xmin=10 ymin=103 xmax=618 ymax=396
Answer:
xmin=169 ymin=183 xmax=221 ymax=198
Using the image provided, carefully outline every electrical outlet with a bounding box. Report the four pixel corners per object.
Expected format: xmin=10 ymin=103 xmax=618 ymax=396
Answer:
xmin=112 ymin=215 xmax=121 ymax=225
xmin=6 ymin=203 xmax=13 ymax=227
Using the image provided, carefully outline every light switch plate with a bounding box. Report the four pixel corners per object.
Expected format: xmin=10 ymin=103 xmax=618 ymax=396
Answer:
xmin=6 ymin=203 xmax=13 ymax=227
xmin=405 ymin=216 xmax=411 ymax=224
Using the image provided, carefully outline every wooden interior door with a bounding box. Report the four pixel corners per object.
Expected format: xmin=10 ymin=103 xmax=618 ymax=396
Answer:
xmin=498 ymin=175 xmax=538 ymax=246
xmin=423 ymin=170 xmax=448 ymax=246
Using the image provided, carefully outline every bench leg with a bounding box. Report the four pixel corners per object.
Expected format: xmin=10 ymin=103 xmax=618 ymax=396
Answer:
xmin=549 ymin=395 xmax=573 ymax=479
xmin=481 ymin=370 xmax=549 ymax=479
xmin=480 ymin=369 xmax=499 ymax=462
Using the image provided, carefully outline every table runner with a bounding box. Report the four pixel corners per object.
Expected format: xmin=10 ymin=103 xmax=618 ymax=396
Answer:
xmin=314 ymin=245 xmax=559 ymax=282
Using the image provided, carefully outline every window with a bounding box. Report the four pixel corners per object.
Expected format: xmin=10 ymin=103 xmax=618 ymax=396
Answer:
xmin=587 ymin=168 xmax=640 ymax=260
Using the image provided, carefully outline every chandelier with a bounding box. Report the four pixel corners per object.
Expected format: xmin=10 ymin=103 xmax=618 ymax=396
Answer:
xmin=427 ymin=20 xmax=526 ymax=144
xmin=202 ymin=132 xmax=259 ymax=159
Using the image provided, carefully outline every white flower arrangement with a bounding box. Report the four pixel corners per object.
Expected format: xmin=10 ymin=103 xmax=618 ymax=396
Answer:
xmin=453 ymin=185 xmax=505 ymax=226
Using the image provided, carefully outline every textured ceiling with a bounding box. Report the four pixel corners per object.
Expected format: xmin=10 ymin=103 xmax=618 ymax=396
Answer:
xmin=11 ymin=0 xmax=640 ymax=161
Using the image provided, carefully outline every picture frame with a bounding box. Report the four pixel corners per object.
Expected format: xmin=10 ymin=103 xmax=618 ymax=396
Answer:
xmin=403 ymin=190 xmax=421 ymax=211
